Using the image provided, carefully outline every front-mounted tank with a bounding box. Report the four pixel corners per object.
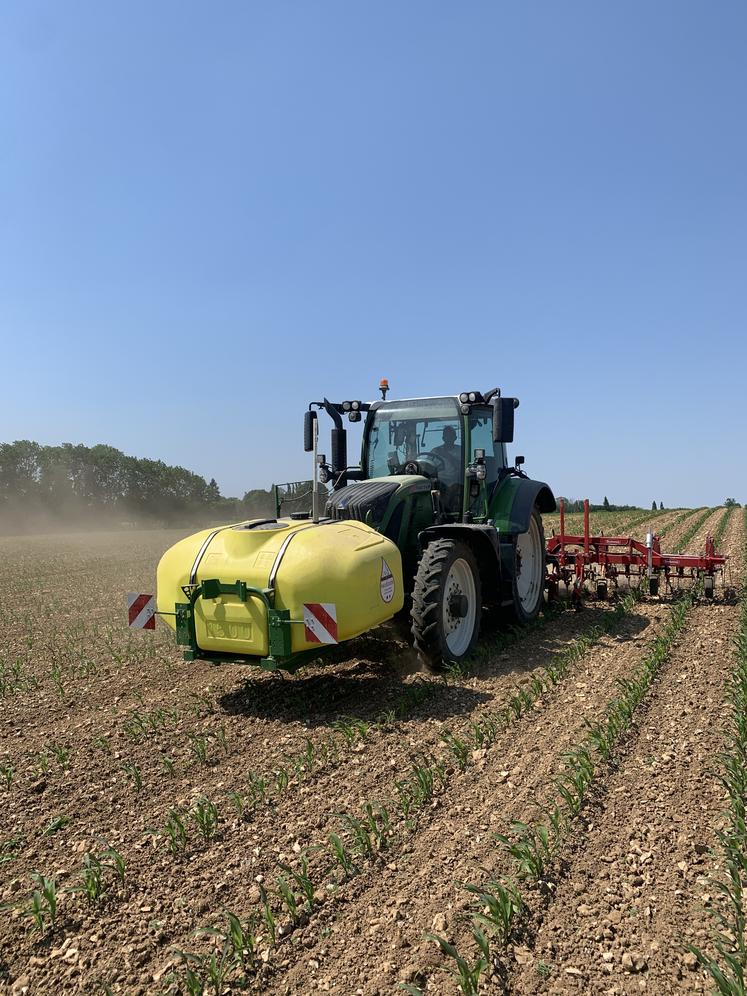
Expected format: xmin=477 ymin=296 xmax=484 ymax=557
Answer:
xmin=157 ymin=517 xmax=404 ymax=668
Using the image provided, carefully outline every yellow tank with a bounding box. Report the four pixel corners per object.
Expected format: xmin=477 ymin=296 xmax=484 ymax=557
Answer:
xmin=157 ymin=517 xmax=404 ymax=661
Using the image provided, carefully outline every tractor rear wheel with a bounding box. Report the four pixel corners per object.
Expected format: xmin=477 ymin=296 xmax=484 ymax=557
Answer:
xmin=411 ymin=539 xmax=482 ymax=669
xmin=508 ymin=507 xmax=546 ymax=624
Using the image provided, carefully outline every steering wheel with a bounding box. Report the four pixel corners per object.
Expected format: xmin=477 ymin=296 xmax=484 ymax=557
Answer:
xmin=420 ymin=451 xmax=448 ymax=470
xmin=402 ymin=452 xmax=447 ymax=477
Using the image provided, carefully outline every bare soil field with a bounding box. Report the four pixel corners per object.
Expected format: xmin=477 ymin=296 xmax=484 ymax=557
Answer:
xmin=0 ymin=507 xmax=742 ymax=995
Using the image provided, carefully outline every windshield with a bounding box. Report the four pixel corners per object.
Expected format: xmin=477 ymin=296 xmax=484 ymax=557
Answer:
xmin=364 ymin=398 xmax=463 ymax=483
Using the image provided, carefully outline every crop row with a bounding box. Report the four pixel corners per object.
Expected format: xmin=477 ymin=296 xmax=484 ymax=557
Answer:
xmin=690 ymin=507 xmax=747 ymax=994
xmin=423 ymin=585 xmax=697 ymax=994
xmin=657 ymin=505 xmax=706 ymax=541
xmin=671 ymin=506 xmax=719 ymax=554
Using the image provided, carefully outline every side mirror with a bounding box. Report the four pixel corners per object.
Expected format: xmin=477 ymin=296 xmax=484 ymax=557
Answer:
xmin=492 ymin=397 xmax=517 ymax=443
xmin=304 ymin=410 xmax=317 ymax=452
xmin=515 ymin=455 xmax=525 ymax=469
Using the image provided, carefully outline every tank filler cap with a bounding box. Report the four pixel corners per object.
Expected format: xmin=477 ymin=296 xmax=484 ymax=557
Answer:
xmin=232 ymin=520 xmax=289 ymax=532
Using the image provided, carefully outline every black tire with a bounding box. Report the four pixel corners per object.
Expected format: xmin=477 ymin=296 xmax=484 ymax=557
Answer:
xmin=649 ymin=576 xmax=659 ymax=597
xmin=411 ymin=539 xmax=482 ymax=669
xmin=507 ymin=507 xmax=546 ymax=624
xmin=596 ymin=580 xmax=608 ymax=600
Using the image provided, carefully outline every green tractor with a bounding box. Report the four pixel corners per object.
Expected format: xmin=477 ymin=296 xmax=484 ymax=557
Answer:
xmin=309 ymin=385 xmax=555 ymax=665
xmin=155 ymin=384 xmax=555 ymax=671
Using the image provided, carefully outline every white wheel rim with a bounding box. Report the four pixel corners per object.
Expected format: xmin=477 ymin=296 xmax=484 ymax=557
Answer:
xmin=516 ymin=517 xmax=543 ymax=612
xmin=442 ymin=558 xmax=477 ymax=657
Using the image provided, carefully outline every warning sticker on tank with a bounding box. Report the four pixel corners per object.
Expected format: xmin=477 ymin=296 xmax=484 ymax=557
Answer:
xmin=380 ymin=559 xmax=395 ymax=603
xmin=303 ymin=603 xmax=338 ymax=644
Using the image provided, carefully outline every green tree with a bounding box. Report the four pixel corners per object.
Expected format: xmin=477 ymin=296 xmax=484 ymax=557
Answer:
xmin=724 ymin=498 xmax=741 ymax=507
xmin=603 ymin=496 xmax=610 ymax=509
xmin=651 ymin=500 xmax=657 ymax=510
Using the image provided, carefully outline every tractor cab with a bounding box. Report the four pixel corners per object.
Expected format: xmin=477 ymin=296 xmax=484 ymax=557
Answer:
xmin=361 ymin=396 xmax=506 ymax=519
xmin=306 ymin=387 xmax=535 ymax=592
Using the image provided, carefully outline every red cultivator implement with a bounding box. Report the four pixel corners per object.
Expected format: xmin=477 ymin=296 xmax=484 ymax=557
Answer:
xmin=546 ymin=500 xmax=731 ymax=606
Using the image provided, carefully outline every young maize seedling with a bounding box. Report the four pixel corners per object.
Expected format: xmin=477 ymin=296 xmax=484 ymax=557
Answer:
xmin=188 ymin=691 xmax=215 ymax=716
xmin=22 ymin=873 xmax=59 ymax=933
xmin=161 ymin=808 xmax=189 ymax=854
xmin=508 ymin=693 xmax=524 ymax=718
xmin=33 ymin=751 xmax=50 ymax=776
xmin=122 ymin=762 xmax=143 ymax=792
xmin=190 ymin=798 xmax=219 ymax=841
xmin=468 ymin=721 xmax=486 ymax=749
xmin=0 ymin=833 xmax=25 ymax=865
xmin=188 ymin=734 xmax=209 ymax=765
xmin=340 ymin=813 xmax=374 ymax=858
xmin=96 ymin=840 xmax=126 ymax=887
xmin=247 ymin=771 xmax=268 ymax=805
xmin=49 ymin=743 xmax=71 ymax=769
xmin=463 ymin=877 xmax=524 ymax=945
xmin=414 ymin=762 xmax=435 ymax=802
xmin=174 ymin=946 xmax=231 ymax=996
xmin=495 ymin=821 xmax=552 ymax=881
xmin=215 ymin=724 xmax=229 ymax=755
xmin=442 ymin=732 xmax=470 ymax=771
xmin=278 ymin=855 xmax=316 ymax=913
xmin=41 ymin=815 xmax=70 ymax=837
xmin=274 ymin=767 xmax=289 ymax=792
xmin=276 ymin=873 xmax=300 ymax=923
xmin=584 ymin=719 xmax=613 ymax=761
xmin=327 ymin=833 xmax=354 ymax=879
xmin=79 ymin=852 xmax=108 ymax=904
xmin=227 ymin=791 xmax=246 ymax=818
xmin=93 ymin=736 xmax=112 ymax=755
xmin=0 ymin=764 xmax=13 ymax=790
xmin=161 ymin=754 xmax=176 ymax=777
xmin=196 ymin=909 xmax=259 ymax=975
xmin=332 ymin=718 xmax=356 ymax=746
xmin=395 ymin=781 xmax=415 ymax=821
xmin=362 ymin=802 xmax=391 ymax=850
xmin=50 ymin=663 xmax=66 ymax=700
xmin=301 ymin=738 xmax=316 ymax=773
xmin=426 ymin=926 xmax=491 ymax=996
xmin=259 ymin=884 xmax=277 ymax=945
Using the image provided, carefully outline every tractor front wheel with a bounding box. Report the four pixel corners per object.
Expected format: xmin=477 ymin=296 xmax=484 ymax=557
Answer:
xmin=411 ymin=539 xmax=482 ymax=669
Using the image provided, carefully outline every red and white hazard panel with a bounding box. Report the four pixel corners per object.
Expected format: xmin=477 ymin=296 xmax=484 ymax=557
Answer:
xmin=303 ymin=602 xmax=338 ymax=645
xmin=127 ymin=592 xmax=156 ymax=630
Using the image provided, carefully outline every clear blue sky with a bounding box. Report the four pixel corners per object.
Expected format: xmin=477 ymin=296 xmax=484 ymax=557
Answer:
xmin=1 ymin=1 xmax=744 ymax=507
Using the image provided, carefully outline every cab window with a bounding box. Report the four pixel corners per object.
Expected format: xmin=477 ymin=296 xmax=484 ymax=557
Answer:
xmin=469 ymin=410 xmax=503 ymax=488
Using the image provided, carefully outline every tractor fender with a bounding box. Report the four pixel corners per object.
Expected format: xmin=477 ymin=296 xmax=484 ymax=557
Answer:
xmin=418 ymin=524 xmax=502 ymax=592
xmin=490 ymin=477 xmax=556 ymax=536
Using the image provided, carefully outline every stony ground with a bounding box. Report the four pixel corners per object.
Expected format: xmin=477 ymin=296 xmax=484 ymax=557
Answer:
xmin=0 ymin=506 xmax=740 ymax=995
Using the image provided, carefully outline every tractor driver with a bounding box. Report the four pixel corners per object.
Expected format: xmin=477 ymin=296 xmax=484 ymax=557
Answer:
xmin=430 ymin=424 xmax=462 ymax=486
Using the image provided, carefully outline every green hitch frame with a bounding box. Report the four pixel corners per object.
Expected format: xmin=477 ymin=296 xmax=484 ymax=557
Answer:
xmin=174 ymin=578 xmax=298 ymax=669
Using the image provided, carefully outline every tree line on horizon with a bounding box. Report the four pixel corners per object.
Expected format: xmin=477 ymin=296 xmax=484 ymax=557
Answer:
xmin=0 ymin=439 xmax=315 ymax=532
